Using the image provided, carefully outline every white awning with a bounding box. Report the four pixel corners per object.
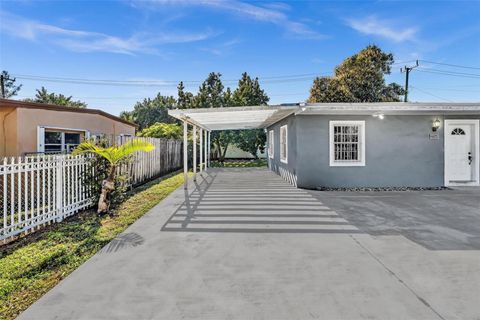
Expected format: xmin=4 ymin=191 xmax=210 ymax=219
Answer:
xmin=168 ymin=106 xmax=297 ymax=131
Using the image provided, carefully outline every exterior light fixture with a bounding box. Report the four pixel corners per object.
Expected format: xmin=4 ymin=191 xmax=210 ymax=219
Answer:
xmin=432 ymin=118 xmax=441 ymax=132
xmin=373 ymin=113 xmax=385 ymax=120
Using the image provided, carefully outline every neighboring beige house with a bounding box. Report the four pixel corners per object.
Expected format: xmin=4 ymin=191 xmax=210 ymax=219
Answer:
xmin=0 ymin=98 xmax=137 ymax=157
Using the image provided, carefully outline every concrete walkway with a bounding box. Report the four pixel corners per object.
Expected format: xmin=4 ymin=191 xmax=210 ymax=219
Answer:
xmin=18 ymin=169 xmax=480 ymax=320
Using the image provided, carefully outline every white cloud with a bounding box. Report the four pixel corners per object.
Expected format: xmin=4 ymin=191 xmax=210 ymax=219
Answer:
xmin=201 ymin=38 xmax=242 ymax=56
xmin=135 ymin=0 xmax=326 ymax=40
xmin=0 ymin=11 xmax=216 ymax=55
xmin=346 ymin=16 xmax=418 ymax=43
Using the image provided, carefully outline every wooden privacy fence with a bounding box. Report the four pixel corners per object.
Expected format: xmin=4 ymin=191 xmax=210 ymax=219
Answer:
xmin=0 ymin=138 xmax=182 ymax=242
xmin=123 ymin=138 xmax=183 ymax=186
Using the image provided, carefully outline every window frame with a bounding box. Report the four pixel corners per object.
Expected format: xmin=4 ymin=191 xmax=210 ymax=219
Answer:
xmin=268 ymin=130 xmax=274 ymax=159
xmin=329 ymin=120 xmax=365 ymax=167
xmin=37 ymin=126 xmax=89 ymax=154
xmin=280 ymin=125 xmax=288 ymax=164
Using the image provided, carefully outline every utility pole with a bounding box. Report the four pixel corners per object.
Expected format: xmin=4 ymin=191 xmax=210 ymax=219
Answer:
xmin=0 ymin=74 xmax=4 ymax=99
xmin=400 ymin=60 xmax=419 ymax=102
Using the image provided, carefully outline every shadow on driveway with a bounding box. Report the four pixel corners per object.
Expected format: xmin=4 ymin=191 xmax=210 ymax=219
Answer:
xmin=161 ymin=168 xmax=364 ymax=235
xmin=308 ymin=188 xmax=480 ymax=250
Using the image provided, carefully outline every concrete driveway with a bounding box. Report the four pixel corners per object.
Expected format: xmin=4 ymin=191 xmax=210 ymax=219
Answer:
xmin=309 ymin=187 xmax=480 ymax=250
xmin=18 ymin=168 xmax=480 ymax=320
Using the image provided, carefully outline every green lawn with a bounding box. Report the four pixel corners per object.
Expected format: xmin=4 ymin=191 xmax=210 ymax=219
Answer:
xmin=0 ymin=172 xmax=187 ymax=320
xmin=210 ymin=159 xmax=267 ymax=168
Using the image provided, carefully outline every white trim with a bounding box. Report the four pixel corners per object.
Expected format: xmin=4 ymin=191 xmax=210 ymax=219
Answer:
xmin=37 ymin=126 xmax=45 ymax=153
xmin=444 ymin=119 xmax=480 ymax=187
xmin=268 ymin=130 xmax=274 ymax=159
xmin=280 ymin=125 xmax=288 ymax=164
xmin=38 ymin=125 xmax=89 ymax=133
xmin=329 ymin=120 xmax=366 ymax=167
xmin=38 ymin=126 xmax=87 ymax=153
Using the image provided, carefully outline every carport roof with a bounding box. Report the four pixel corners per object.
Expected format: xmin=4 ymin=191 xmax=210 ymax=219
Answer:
xmin=168 ymin=102 xmax=480 ymax=131
xmin=168 ymin=106 xmax=297 ymax=131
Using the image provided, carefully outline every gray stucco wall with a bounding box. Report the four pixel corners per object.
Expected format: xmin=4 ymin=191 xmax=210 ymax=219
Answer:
xmin=267 ymin=115 xmax=297 ymax=185
xmin=296 ymin=115 xmax=448 ymax=189
xmin=268 ymin=113 xmax=480 ymax=189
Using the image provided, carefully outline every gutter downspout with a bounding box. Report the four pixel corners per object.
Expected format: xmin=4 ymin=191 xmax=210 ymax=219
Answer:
xmin=2 ymin=108 xmax=15 ymax=156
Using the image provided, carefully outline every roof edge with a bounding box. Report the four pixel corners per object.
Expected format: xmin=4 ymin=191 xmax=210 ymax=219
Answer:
xmin=0 ymin=98 xmax=138 ymax=128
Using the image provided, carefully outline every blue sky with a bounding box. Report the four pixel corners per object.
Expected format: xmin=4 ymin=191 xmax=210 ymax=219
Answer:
xmin=1 ymin=0 xmax=479 ymax=116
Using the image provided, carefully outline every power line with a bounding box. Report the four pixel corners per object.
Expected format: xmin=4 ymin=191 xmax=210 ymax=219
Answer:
xmin=417 ymin=67 xmax=480 ymax=77
xmin=419 ymin=59 xmax=480 ymax=70
xmin=410 ymin=86 xmax=453 ymax=102
xmin=415 ymin=68 xmax=480 ymax=79
xmin=11 ymin=72 xmax=329 ymax=87
xmin=407 ymin=87 xmax=479 ymax=93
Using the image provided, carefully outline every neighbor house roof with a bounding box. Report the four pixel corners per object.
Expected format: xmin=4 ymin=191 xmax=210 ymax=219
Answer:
xmin=0 ymin=98 xmax=137 ymax=128
xmin=168 ymin=102 xmax=480 ymax=131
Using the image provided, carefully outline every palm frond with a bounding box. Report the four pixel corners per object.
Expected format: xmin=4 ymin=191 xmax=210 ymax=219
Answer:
xmin=72 ymin=139 xmax=154 ymax=164
xmin=112 ymin=139 xmax=155 ymax=163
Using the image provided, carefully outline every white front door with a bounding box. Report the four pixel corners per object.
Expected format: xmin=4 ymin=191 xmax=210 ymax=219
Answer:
xmin=445 ymin=120 xmax=480 ymax=186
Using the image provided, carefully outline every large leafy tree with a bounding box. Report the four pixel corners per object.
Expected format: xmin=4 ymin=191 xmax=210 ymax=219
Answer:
xmin=1 ymin=70 xmax=22 ymax=98
xmin=308 ymin=45 xmax=405 ymax=103
xmin=121 ymin=93 xmax=176 ymax=130
xmin=234 ymin=130 xmax=266 ymax=159
xmin=138 ymin=122 xmax=182 ymax=140
xmin=27 ymin=87 xmax=87 ymax=108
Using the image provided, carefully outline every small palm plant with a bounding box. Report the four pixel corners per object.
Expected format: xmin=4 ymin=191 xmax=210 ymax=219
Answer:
xmin=73 ymin=139 xmax=155 ymax=214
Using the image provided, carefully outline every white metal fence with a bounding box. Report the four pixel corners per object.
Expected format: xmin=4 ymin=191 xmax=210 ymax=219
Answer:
xmin=0 ymin=138 xmax=182 ymax=242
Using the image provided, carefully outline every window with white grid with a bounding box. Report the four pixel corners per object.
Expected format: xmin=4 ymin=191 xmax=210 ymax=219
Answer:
xmin=280 ymin=125 xmax=288 ymax=163
xmin=329 ymin=121 xmax=365 ymax=166
xmin=268 ymin=130 xmax=274 ymax=158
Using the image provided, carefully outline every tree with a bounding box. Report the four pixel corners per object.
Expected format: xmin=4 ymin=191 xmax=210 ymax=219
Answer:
xmin=233 ymin=130 xmax=266 ymax=159
xmin=124 ymin=93 xmax=176 ymax=130
xmin=177 ymin=81 xmax=194 ymax=109
xmin=308 ymin=45 xmax=405 ymax=103
xmin=73 ymin=139 xmax=154 ymax=214
xmin=119 ymin=111 xmax=135 ymax=123
xmin=1 ymin=71 xmax=22 ymax=98
xmin=231 ymin=72 xmax=269 ymax=158
xmin=232 ymin=72 xmax=269 ymax=106
xmin=178 ymin=72 xmax=271 ymax=161
xmin=138 ymin=123 xmax=183 ymax=139
xmin=28 ymin=87 xmax=87 ymax=108
xmin=193 ymin=72 xmax=225 ymax=108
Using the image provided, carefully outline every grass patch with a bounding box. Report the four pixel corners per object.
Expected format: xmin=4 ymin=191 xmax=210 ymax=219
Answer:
xmin=0 ymin=172 xmax=188 ymax=320
xmin=210 ymin=159 xmax=267 ymax=168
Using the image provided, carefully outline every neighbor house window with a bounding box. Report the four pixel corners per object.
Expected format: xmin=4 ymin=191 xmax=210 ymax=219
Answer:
xmin=42 ymin=130 xmax=83 ymax=154
xmin=280 ymin=125 xmax=288 ymax=163
xmin=329 ymin=121 xmax=365 ymax=166
xmin=268 ymin=130 xmax=274 ymax=158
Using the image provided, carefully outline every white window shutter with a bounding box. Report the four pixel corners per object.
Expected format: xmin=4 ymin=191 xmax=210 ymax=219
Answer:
xmin=37 ymin=126 xmax=45 ymax=153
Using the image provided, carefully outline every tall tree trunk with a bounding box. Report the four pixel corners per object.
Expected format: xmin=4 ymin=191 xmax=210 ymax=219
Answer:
xmin=97 ymin=165 xmax=116 ymax=214
xmin=220 ymin=143 xmax=229 ymax=162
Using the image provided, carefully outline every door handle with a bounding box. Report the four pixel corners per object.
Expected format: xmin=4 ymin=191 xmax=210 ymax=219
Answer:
xmin=468 ymin=152 xmax=472 ymax=165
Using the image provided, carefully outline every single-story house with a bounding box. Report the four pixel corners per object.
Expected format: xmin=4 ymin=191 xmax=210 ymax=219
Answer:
xmin=169 ymin=102 xmax=480 ymax=189
xmin=0 ymin=98 xmax=137 ymax=157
